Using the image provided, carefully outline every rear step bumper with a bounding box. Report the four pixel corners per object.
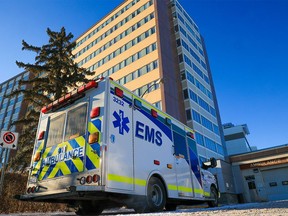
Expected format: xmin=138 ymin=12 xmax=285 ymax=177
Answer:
xmin=16 ymin=186 xmax=106 ymax=202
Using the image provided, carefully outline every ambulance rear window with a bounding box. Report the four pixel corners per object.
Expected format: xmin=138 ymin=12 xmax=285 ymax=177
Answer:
xmin=46 ymin=113 xmax=66 ymax=147
xmin=64 ymin=103 xmax=87 ymax=140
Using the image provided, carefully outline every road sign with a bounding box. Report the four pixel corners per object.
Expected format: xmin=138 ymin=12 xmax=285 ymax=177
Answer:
xmin=0 ymin=131 xmax=19 ymax=149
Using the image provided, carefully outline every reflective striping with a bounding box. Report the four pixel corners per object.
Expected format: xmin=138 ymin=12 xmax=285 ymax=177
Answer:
xmin=107 ymin=174 xmax=147 ymax=186
xmin=108 ymin=174 xmax=133 ymax=184
xmin=178 ymin=186 xmax=193 ymax=193
xmin=86 ymin=118 xmax=102 ymax=170
xmin=168 ymin=184 xmax=178 ymax=191
xmin=204 ymin=191 xmax=210 ymax=197
xmin=135 ymin=178 xmax=147 ymax=186
xmin=38 ymin=136 xmax=85 ymax=180
xmin=168 ymin=184 xmax=206 ymax=196
xmin=31 ymin=141 xmax=45 ymax=176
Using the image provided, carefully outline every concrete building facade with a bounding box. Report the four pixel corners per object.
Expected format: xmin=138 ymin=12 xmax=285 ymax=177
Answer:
xmin=72 ymin=0 xmax=225 ymax=163
xmin=223 ymin=123 xmax=254 ymax=155
xmin=0 ymin=71 xmax=31 ymax=164
xmin=230 ymin=145 xmax=288 ymax=202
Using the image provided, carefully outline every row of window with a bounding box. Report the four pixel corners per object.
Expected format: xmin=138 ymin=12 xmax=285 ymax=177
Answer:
xmin=75 ymin=0 xmax=153 ymax=59
xmin=174 ymin=0 xmax=199 ymax=33
xmin=77 ymin=13 xmax=154 ymax=65
xmin=78 ymin=26 xmax=156 ymax=69
xmin=181 ymin=39 xmax=206 ymax=70
xmin=180 ymin=54 xmax=209 ymax=85
xmin=177 ymin=14 xmax=202 ymax=45
xmin=195 ymin=132 xmax=224 ymax=155
xmin=181 ymin=70 xmax=212 ymax=101
xmin=117 ymin=60 xmax=158 ymax=86
xmin=187 ymin=109 xmax=219 ymax=135
xmin=94 ymin=42 xmax=157 ymax=78
xmin=75 ymin=0 xmax=141 ymax=49
xmin=175 ymin=24 xmax=204 ymax=62
xmin=183 ymin=88 xmax=216 ymax=118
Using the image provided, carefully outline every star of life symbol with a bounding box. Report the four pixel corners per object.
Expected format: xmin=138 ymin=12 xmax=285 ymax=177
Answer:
xmin=113 ymin=110 xmax=130 ymax=135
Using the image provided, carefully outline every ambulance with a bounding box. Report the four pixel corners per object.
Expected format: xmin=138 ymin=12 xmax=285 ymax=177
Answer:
xmin=19 ymin=78 xmax=219 ymax=215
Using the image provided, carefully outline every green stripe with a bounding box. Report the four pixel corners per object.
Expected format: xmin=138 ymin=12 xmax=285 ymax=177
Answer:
xmin=107 ymin=174 xmax=146 ymax=186
xmin=168 ymin=184 xmax=205 ymax=196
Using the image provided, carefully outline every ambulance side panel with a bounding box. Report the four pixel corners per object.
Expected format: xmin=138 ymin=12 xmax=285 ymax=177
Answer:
xmin=105 ymin=81 xmax=134 ymax=192
xmin=132 ymin=97 xmax=178 ymax=197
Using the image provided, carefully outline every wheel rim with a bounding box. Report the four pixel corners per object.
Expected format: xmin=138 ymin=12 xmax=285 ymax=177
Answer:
xmin=151 ymin=184 xmax=163 ymax=206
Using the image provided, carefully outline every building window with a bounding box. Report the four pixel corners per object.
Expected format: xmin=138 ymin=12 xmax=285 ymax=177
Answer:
xmin=183 ymin=89 xmax=188 ymax=99
xmin=186 ymin=109 xmax=192 ymax=121
xmin=192 ymin=110 xmax=201 ymax=124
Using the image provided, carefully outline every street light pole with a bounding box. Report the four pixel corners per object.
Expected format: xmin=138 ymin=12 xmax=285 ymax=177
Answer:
xmin=141 ymin=78 xmax=164 ymax=98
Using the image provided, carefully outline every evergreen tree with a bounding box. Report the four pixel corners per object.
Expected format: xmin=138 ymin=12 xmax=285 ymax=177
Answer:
xmin=7 ymin=27 xmax=94 ymax=171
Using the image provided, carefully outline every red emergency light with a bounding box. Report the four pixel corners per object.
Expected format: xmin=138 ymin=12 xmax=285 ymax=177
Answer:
xmin=151 ymin=109 xmax=158 ymax=118
xmin=90 ymin=107 xmax=100 ymax=118
xmin=41 ymin=80 xmax=98 ymax=114
xmin=115 ymin=87 xmax=124 ymax=98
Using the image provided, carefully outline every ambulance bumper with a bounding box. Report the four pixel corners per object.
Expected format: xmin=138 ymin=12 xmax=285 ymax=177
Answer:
xmin=16 ymin=185 xmax=106 ymax=201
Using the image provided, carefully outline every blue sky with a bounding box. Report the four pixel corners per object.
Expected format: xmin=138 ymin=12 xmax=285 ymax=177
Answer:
xmin=1 ymin=0 xmax=288 ymax=150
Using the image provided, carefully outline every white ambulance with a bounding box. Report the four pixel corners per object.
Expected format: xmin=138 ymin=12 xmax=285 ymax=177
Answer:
xmin=19 ymin=78 xmax=219 ymax=215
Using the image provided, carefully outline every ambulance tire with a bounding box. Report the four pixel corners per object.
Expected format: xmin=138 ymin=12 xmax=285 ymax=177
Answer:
xmin=75 ymin=202 xmax=104 ymax=215
xmin=207 ymin=186 xmax=218 ymax=207
xmin=145 ymin=177 xmax=166 ymax=212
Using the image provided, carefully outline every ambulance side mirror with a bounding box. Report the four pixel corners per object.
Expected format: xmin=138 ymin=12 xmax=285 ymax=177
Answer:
xmin=210 ymin=157 xmax=217 ymax=168
xmin=201 ymin=157 xmax=217 ymax=170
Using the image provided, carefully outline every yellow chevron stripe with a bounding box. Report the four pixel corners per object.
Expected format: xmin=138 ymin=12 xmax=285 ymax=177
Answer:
xmin=88 ymin=122 xmax=97 ymax=133
xmin=31 ymin=141 xmax=45 ymax=176
xmin=58 ymin=161 xmax=71 ymax=176
xmin=48 ymin=165 xmax=59 ymax=179
xmin=86 ymin=119 xmax=102 ymax=170
xmin=38 ymin=136 xmax=86 ymax=180
xmin=88 ymin=119 xmax=102 ymax=143
xmin=74 ymin=137 xmax=85 ymax=171
xmin=86 ymin=144 xmax=100 ymax=169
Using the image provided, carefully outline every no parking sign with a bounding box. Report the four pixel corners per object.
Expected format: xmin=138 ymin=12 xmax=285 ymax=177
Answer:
xmin=0 ymin=131 xmax=18 ymax=149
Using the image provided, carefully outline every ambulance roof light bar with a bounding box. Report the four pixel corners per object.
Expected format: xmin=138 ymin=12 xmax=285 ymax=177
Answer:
xmin=41 ymin=80 xmax=98 ymax=114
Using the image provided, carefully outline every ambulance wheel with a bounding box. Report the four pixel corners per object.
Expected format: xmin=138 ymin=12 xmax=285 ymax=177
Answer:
xmin=145 ymin=177 xmax=166 ymax=212
xmin=207 ymin=186 xmax=218 ymax=207
xmin=75 ymin=202 xmax=104 ymax=215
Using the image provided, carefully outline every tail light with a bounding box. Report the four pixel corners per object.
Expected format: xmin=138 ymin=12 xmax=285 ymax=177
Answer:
xmin=78 ymin=174 xmax=100 ymax=185
xmin=38 ymin=131 xmax=45 ymax=140
xmin=86 ymin=175 xmax=93 ymax=184
xmin=93 ymin=174 xmax=100 ymax=183
xmin=27 ymin=187 xmax=32 ymax=194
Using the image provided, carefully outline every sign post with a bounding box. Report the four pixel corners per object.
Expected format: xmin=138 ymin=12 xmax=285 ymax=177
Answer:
xmin=0 ymin=131 xmax=19 ymax=195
